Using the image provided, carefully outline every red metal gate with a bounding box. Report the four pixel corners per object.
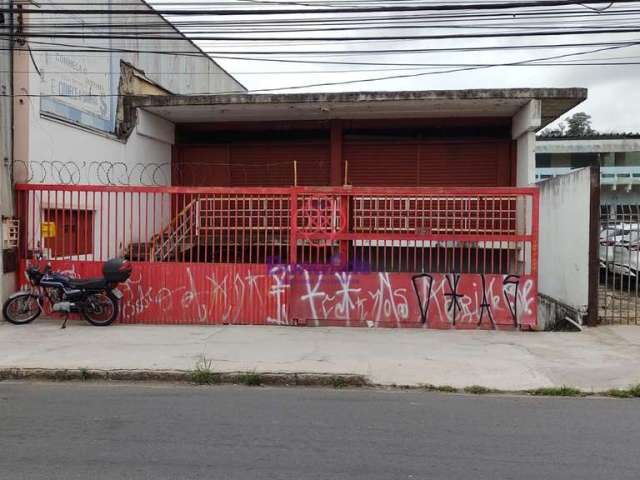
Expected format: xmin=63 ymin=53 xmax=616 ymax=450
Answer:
xmin=15 ymin=184 xmax=539 ymax=329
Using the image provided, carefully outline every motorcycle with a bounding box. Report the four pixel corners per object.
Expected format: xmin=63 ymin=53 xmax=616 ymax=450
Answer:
xmin=2 ymin=256 xmax=132 ymax=327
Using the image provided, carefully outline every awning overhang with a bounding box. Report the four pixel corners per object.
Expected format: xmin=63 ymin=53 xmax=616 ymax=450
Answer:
xmin=125 ymin=88 xmax=587 ymax=130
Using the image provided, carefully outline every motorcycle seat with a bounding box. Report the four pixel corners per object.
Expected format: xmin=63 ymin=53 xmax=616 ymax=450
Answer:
xmin=68 ymin=277 xmax=108 ymax=290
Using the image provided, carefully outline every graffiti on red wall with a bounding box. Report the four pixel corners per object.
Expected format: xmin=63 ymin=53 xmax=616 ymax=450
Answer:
xmin=18 ymin=261 xmax=536 ymax=329
xmin=289 ymin=270 xmax=535 ymax=328
xmin=119 ymin=264 xmax=278 ymax=324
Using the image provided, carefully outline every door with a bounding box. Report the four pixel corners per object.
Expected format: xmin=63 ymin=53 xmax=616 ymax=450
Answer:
xmin=344 ymin=139 xmax=513 ymax=186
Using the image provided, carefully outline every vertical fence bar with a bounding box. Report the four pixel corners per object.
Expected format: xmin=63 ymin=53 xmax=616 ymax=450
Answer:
xmin=158 ymin=190 xmax=163 ymax=263
xmin=30 ymin=188 xmax=36 ymax=260
xmin=291 ymin=191 xmax=298 ymax=266
xmin=98 ymin=191 xmax=102 ymax=261
xmin=112 ymin=191 xmax=118 ymax=260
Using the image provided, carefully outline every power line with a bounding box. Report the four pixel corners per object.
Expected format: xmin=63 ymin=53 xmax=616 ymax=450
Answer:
xmin=4 ymin=41 xmax=637 ymax=97
xmin=17 ymin=22 xmax=640 ymax=34
xmin=20 ymin=7 xmax=640 ymax=26
xmin=7 ymin=0 xmax=640 ymax=16
xmin=240 ymin=41 xmax=640 ymax=92
xmin=14 ymin=36 xmax=640 ymax=58
xmin=5 ymin=59 xmax=640 ymax=76
xmin=11 ymin=27 xmax=640 ymax=42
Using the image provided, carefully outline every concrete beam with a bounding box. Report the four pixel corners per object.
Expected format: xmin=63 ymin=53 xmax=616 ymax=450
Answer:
xmin=137 ymin=110 xmax=175 ymax=144
xmin=124 ymin=88 xmax=586 ymax=127
xmin=512 ymin=100 xmax=542 ymax=139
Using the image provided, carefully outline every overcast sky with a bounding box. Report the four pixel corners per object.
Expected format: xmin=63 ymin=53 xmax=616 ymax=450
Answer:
xmin=152 ymin=1 xmax=640 ymax=132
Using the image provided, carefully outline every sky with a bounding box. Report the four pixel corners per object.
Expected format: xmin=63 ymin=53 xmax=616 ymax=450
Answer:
xmin=149 ymin=1 xmax=640 ymax=132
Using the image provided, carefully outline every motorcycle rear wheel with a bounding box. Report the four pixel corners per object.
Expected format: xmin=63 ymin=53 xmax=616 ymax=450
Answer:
xmin=81 ymin=292 xmax=118 ymax=326
xmin=3 ymin=293 xmax=41 ymax=325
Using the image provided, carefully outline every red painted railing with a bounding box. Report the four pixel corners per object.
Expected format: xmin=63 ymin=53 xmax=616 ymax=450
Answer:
xmin=15 ymin=184 xmax=538 ymax=274
xmin=14 ymin=184 xmax=539 ymax=328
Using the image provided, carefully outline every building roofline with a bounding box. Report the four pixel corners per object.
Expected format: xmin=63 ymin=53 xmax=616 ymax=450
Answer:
xmin=124 ymin=88 xmax=587 ymax=127
xmin=139 ymin=0 xmax=247 ymax=92
xmin=128 ymin=88 xmax=587 ymax=106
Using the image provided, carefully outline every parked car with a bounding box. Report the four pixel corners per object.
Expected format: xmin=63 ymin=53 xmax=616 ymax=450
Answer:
xmin=600 ymin=224 xmax=640 ymax=277
xmin=600 ymin=223 xmax=640 ymax=246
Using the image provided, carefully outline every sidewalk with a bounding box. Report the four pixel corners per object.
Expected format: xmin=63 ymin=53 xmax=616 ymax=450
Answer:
xmin=1 ymin=320 xmax=640 ymax=391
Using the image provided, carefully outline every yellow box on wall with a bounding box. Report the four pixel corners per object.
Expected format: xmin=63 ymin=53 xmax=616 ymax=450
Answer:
xmin=41 ymin=222 xmax=57 ymax=238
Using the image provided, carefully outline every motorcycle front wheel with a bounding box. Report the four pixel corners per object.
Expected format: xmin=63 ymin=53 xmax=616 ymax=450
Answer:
xmin=3 ymin=293 xmax=41 ymax=325
xmin=81 ymin=292 xmax=118 ymax=326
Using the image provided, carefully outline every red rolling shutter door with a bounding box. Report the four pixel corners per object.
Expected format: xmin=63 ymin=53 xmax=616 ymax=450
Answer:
xmin=174 ymin=145 xmax=231 ymax=186
xmin=345 ymin=140 xmax=512 ymax=186
xmin=175 ymin=142 xmax=330 ymax=186
xmin=230 ymin=142 xmax=329 ymax=186
xmin=418 ymin=141 xmax=512 ymax=186
xmin=345 ymin=142 xmax=419 ymax=186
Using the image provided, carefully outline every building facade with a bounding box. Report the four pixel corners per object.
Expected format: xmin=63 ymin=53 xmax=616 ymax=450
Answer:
xmin=536 ymin=136 xmax=640 ymax=217
xmin=15 ymin=88 xmax=586 ymax=329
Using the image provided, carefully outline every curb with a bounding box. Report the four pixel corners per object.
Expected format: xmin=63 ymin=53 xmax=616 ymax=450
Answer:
xmin=1 ymin=368 xmax=639 ymax=398
xmin=0 ymin=368 xmax=370 ymax=388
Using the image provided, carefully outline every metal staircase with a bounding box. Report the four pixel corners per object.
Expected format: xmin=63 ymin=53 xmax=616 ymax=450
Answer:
xmin=150 ymin=199 xmax=200 ymax=261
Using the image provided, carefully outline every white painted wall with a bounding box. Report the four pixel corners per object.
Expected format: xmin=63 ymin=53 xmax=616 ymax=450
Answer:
xmin=22 ymin=102 xmax=173 ymax=186
xmin=538 ymin=168 xmax=592 ymax=319
xmin=19 ymin=95 xmax=174 ymax=258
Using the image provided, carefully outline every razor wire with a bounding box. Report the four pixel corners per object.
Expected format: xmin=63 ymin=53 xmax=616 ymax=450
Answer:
xmin=12 ymin=159 xmax=313 ymax=186
xmin=13 ymin=160 xmax=172 ymax=185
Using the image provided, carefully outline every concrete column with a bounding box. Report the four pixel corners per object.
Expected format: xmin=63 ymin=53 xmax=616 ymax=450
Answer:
xmin=516 ymin=132 xmax=536 ymax=186
xmin=511 ymin=101 xmax=542 ymax=276
xmin=512 ymin=100 xmax=541 ymax=187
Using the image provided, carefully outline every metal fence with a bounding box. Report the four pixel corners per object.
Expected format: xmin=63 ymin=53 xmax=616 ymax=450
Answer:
xmin=600 ymin=203 xmax=640 ymax=324
xmin=14 ymin=184 xmax=539 ymax=327
xmin=15 ymin=184 xmax=539 ymax=276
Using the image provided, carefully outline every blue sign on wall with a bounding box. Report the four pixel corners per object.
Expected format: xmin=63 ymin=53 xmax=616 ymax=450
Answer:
xmin=40 ymin=3 xmax=120 ymax=133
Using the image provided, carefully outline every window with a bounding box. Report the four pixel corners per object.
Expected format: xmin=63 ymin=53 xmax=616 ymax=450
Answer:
xmin=43 ymin=209 xmax=94 ymax=257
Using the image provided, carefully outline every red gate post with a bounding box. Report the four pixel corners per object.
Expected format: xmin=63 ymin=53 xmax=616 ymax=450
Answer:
xmin=289 ymin=190 xmax=298 ymax=266
xmin=338 ymin=192 xmax=350 ymax=270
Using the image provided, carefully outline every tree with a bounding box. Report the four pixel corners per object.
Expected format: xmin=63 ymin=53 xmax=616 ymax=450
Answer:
xmin=538 ymin=112 xmax=597 ymax=137
xmin=564 ymin=112 xmax=596 ymax=136
xmin=539 ymin=121 xmax=565 ymax=138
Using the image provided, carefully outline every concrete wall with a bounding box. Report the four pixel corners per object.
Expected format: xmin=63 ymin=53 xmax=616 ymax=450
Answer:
xmin=538 ymin=167 xmax=594 ymax=328
xmin=17 ymin=107 xmax=174 ymax=263
xmin=32 ymin=0 xmax=244 ymax=134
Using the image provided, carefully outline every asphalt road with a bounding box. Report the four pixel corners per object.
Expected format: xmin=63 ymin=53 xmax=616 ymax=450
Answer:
xmin=0 ymin=383 xmax=639 ymax=480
